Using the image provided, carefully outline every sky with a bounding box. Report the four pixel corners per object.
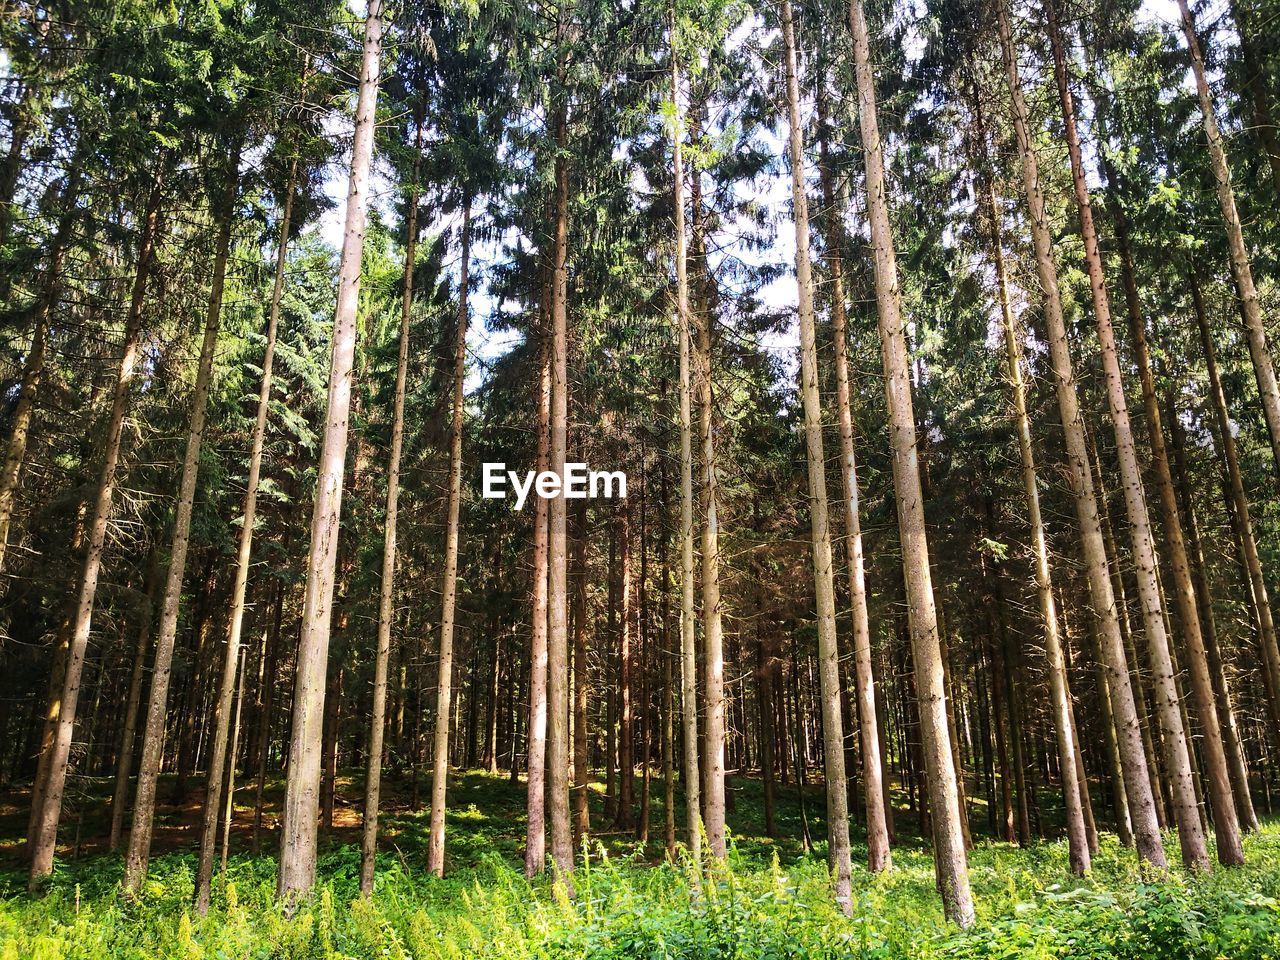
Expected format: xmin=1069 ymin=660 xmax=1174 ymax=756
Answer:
xmin=310 ymin=0 xmax=1205 ymax=395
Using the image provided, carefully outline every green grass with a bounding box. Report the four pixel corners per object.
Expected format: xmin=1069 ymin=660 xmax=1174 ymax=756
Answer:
xmin=2 ymin=770 xmax=1280 ymax=958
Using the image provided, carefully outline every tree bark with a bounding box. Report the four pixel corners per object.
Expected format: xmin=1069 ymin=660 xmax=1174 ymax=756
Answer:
xmin=276 ymin=0 xmax=383 ymax=903
xmin=27 ymin=174 xmax=163 ymax=888
xmin=995 ymin=0 xmax=1165 ymax=870
xmin=1176 ymin=0 xmax=1280 ymax=490
xmin=359 ymin=127 xmax=421 ymax=894
xmin=1167 ymin=399 xmax=1259 ymax=832
xmin=847 ymin=0 xmax=972 ymax=924
xmin=1189 ymin=275 xmax=1280 ymax=756
xmin=780 ymin=0 xmax=854 ymax=912
xmin=195 ymin=156 xmax=298 ymax=912
xmin=972 ymin=98 xmax=1088 ymax=872
xmin=1101 ymin=156 xmax=1242 ymax=864
xmin=670 ymin=27 xmax=703 ymax=871
xmin=546 ymin=70 xmax=574 ymax=879
xmin=427 ymin=199 xmax=473 ymax=877
xmin=818 ymin=72 xmax=890 ymax=877
xmin=124 ymin=148 xmax=241 ymax=895
xmin=0 ymin=166 xmax=80 ymax=570
xmin=525 ymin=297 xmax=551 ymax=876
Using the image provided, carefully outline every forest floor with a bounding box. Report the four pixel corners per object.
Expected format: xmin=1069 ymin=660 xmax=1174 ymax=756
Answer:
xmin=0 ymin=770 xmax=1278 ymax=957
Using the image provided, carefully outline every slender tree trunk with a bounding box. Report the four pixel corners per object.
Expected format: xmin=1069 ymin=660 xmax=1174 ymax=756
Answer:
xmin=253 ymin=580 xmax=285 ymax=853
xmin=572 ymin=498 xmax=590 ymax=846
xmin=781 ymin=1 xmax=853 ymax=912
xmin=1176 ymin=0 xmax=1280 ymax=488
xmin=818 ymin=75 xmax=890 ymax=877
xmin=0 ymin=167 xmax=80 ymax=570
xmin=1044 ymin=0 xmax=1207 ymax=870
xmin=108 ymin=548 xmax=159 ymax=852
xmin=546 ymin=72 xmax=574 ymax=879
xmin=847 ymin=0 xmax=972 ymax=925
xmin=359 ymin=128 xmax=421 ymax=894
xmin=1168 ymin=400 xmax=1259 ymax=832
xmin=276 ymin=0 xmax=383 ymax=903
xmin=27 ymin=174 xmax=163 ymax=888
xmin=670 ymin=29 xmax=703 ymax=871
xmin=687 ymin=107 xmax=726 ymax=866
xmin=1100 ymin=160 xmax=1242 ymax=864
xmin=1226 ymin=0 xmax=1280 ymax=196
xmin=427 ymin=199 xmax=473 ymax=877
xmin=972 ymin=100 xmax=1088 ymax=872
xmin=124 ymin=149 xmax=241 ymax=895
xmin=221 ymin=646 xmax=248 ymax=870
xmin=1189 ymin=275 xmax=1280 ymax=752
xmin=525 ymin=306 xmax=551 ymax=877
xmin=195 ymin=156 xmax=298 ymax=913
xmin=616 ymin=503 xmax=634 ymax=830
xmin=995 ymin=0 xmax=1165 ymax=870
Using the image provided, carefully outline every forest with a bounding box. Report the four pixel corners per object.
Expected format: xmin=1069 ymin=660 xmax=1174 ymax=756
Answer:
xmin=0 ymin=0 xmax=1279 ymax=954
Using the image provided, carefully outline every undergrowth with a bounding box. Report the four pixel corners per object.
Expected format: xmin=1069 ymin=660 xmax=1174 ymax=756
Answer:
xmin=1 ymin=830 xmax=1279 ymax=958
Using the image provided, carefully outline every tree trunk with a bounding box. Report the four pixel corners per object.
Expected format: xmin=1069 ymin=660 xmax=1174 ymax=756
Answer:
xmin=27 ymin=174 xmax=163 ymax=888
xmin=616 ymin=502 xmax=634 ymax=830
xmin=1100 ymin=153 xmax=1242 ymax=864
xmin=195 ymin=155 xmax=298 ymax=913
xmin=670 ymin=28 xmax=703 ymax=871
xmin=782 ymin=0 xmax=854 ymax=910
xmin=847 ymin=0 xmax=972 ymax=925
xmin=546 ymin=70 xmax=574 ymax=879
xmin=359 ymin=127 xmax=421 ymax=894
xmin=818 ymin=72 xmax=890 ymax=877
xmin=525 ymin=300 xmax=551 ymax=877
xmin=0 ymin=166 xmax=80 ymax=570
xmin=1167 ymin=399 xmax=1259 ymax=832
xmin=688 ymin=104 xmax=726 ymax=866
xmin=108 ymin=548 xmax=160 ymax=852
xmin=572 ymin=497 xmax=590 ymax=845
xmin=276 ymin=0 xmax=383 ymax=903
xmin=1189 ymin=275 xmax=1280 ymax=757
xmin=124 ymin=148 xmax=242 ymax=895
xmin=995 ymin=0 xmax=1165 ymax=870
xmin=972 ymin=97 xmax=1088 ymax=872
xmin=427 ymin=199 xmax=473 ymax=877
xmin=1176 ymin=0 xmax=1280 ymax=489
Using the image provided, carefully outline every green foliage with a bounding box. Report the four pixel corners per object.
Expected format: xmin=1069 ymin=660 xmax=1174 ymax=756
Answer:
xmin=3 ymin=807 xmax=1280 ymax=958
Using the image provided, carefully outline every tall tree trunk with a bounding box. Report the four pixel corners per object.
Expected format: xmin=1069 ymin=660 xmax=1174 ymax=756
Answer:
xmin=616 ymin=502 xmax=634 ymax=829
xmin=108 ymin=547 xmax=160 ymax=852
xmin=670 ymin=28 xmax=703 ymax=871
xmin=972 ymin=97 xmax=1088 ymax=872
xmin=1176 ymin=0 xmax=1280 ymax=488
xmin=27 ymin=173 xmax=163 ymax=888
xmin=1167 ymin=400 xmax=1259 ymax=832
xmin=0 ymin=166 xmax=80 ymax=570
xmin=427 ymin=199 xmax=473 ymax=877
xmin=688 ymin=107 xmax=726 ymax=865
xmin=1189 ymin=275 xmax=1280 ymax=753
xmin=276 ymin=0 xmax=383 ymax=903
xmin=995 ymin=0 xmax=1165 ymax=870
xmin=1226 ymin=0 xmax=1280 ymax=197
xmin=1100 ymin=154 xmax=1242 ymax=864
xmin=124 ymin=148 xmax=241 ymax=895
xmin=525 ymin=303 xmax=551 ymax=877
xmin=195 ymin=156 xmax=298 ymax=913
xmin=359 ymin=127 xmax=421 ymax=894
xmin=846 ymin=0 xmax=972 ymax=925
xmin=221 ymin=646 xmax=248 ymax=869
xmin=781 ymin=0 xmax=853 ymax=912
xmin=1044 ymin=0 xmax=1208 ymax=870
xmin=546 ymin=71 xmax=574 ymax=879
xmin=252 ymin=579 xmax=285 ymax=853
xmin=818 ymin=72 xmax=890 ymax=877
xmin=572 ymin=498 xmax=590 ymax=845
